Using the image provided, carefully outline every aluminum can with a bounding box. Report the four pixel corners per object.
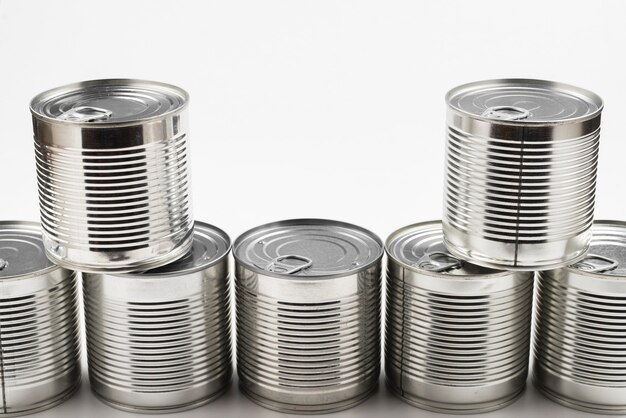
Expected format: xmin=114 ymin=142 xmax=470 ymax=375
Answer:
xmin=83 ymin=221 xmax=231 ymax=413
xmin=30 ymin=79 xmax=193 ymax=273
xmin=0 ymin=221 xmax=80 ymax=417
xmin=443 ymin=79 xmax=603 ymax=270
xmin=234 ymin=219 xmax=383 ymax=413
xmin=385 ymin=220 xmax=533 ymax=413
xmin=533 ymin=220 xmax=626 ymax=414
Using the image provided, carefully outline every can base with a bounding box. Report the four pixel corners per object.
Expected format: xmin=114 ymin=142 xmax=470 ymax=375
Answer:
xmin=1 ymin=377 xmax=81 ymax=417
xmin=533 ymin=378 xmax=626 ymax=415
xmin=240 ymin=383 xmax=377 ymax=415
xmin=386 ymin=379 xmax=524 ymax=415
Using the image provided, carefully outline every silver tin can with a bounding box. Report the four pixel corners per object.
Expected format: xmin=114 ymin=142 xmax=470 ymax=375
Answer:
xmin=443 ymin=79 xmax=603 ymax=270
xmin=30 ymin=79 xmax=194 ymax=273
xmin=234 ymin=219 xmax=383 ymax=414
xmin=385 ymin=221 xmax=534 ymax=413
xmin=533 ymin=220 xmax=626 ymax=414
xmin=0 ymin=221 xmax=80 ymax=417
xmin=83 ymin=221 xmax=231 ymax=413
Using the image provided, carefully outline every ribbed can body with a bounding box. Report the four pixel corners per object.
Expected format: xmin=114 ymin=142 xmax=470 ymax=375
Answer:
xmin=385 ymin=259 xmax=533 ymax=413
xmin=235 ymin=265 xmax=382 ymax=413
xmin=533 ymin=269 xmax=626 ymax=413
xmin=443 ymin=79 xmax=603 ymax=270
xmin=83 ymin=258 xmax=232 ymax=413
xmin=0 ymin=268 xmax=81 ymax=417
xmin=31 ymin=79 xmax=194 ymax=273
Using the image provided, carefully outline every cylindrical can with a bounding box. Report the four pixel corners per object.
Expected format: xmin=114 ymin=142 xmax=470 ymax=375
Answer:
xmin=533 ymin=220 xmax=626 ymax=414
xmin=234 ymin=219 xmax=383 ymax=414
xmin=0 ymin=221 xmax=80 ymax=417
xmin=443 ymin=79 xmax=603 ymax=270
xmin=30 ymin=79 xmax=194 ymax=273
xmin=83 ymin=221 xmax=231 ymax=413
xmin=385 ymin=220 xmax=534 ymax=413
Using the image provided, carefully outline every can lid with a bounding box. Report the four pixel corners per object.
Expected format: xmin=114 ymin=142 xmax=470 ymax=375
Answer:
xmin=569 ymin=221 xmax=626 ymax=277
xmin=233 ymin=219 xmax=383 ymax=278
xmin=0 ymin=221 xmax=56 ymax=279
xmin=129 ymin=222 xmax=230 ymax=277
xmin=386 ymin=221 xmax=504 ymax=276
xmin=447 ymin=78 xmax=602 ymax=123
xmin=30 ymin=79 xmax=188 ymax=125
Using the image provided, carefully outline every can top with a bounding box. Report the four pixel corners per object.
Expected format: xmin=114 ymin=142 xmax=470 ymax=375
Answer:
xmin=127 ymin=222 xmax=230 ymax=277
xmin=386 ymin=221 xmax=507 ymax=277
xmin=234 ymin=219 xmax=383 ymax=278
xmin=446 ymin=78 xmax=603 ymax=124
xmin=569 ymin=220 xmax=626 ymax=277
xmin=0 ymin=221 xmax=56 ymax=279
xmin=30 ymin=78 xmax=188 ymax=125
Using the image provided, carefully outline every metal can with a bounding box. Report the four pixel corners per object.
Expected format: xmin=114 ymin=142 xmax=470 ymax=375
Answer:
xmin=533 ymin=220 xmax=626 ymax=414
xmin=30 ymin=79 xmax=194 ymax=273
xmin=234 ymin=219 xmax=383 ymax=413
xmin=83 ymin=221 xmax=231 ymax=413
xmin=0 ymin=221 xmax=81 ymax=417
xmin=443 ymin=79 xmax=603 ymax=270
xmin=385 ymin=220 xmax=534 ymax=413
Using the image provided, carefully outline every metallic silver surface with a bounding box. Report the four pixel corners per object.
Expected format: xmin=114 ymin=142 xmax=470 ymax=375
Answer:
xmin=533 ymin=220 xmax=626 ymax=414
xmin=385 ymin=221 xmax=534 ymax=413
xmin=234 ymin=219 xmax=383 ymax=414
xmin=31 ymin=79 xmax=194 ymax=273
xmin=83 ymin=222 xmax=232 ymax=413
xmin=443 ymin=78 xmax=603 ymax=270
xmin=0 ymin=221 xmax=81 ymax=417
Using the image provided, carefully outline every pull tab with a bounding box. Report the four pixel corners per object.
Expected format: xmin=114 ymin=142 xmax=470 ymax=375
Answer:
xmin=58 ymin=106 xmax=112 ymax=122
xmin=481 ymin=105 xmax=530 ymax=121
xmin=0 ymin=258 xmax=7 ymax=271
xmin=416 ymin=251 xmax=463 ymax=273
xmin=573 ymin=254 xmax=619 ymax=274
xmin=266 ymin=255 xmax=313 ymax=275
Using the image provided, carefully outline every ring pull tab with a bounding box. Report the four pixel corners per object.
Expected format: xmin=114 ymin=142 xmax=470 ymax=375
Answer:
xmin=0 ymin=257 xmax=7 ymax=271
xmin=416 ymin=251 xmax=463 ymax=273
xmin=266 ymin=255 xmax=313 ymax=275
xmin=481 ymin=106 xmax=530 ymax=121
xmin=573 ymin=254 xmax=619 ymax=274
xmin=58 ymin=106 xmax=112 ymax=122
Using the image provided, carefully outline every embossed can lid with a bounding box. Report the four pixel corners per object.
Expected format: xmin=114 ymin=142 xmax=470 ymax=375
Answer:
xmin=569 ymin=221 xmax=626 ymax=277
xmin=0 ymin=221 xmax=57 ymax=279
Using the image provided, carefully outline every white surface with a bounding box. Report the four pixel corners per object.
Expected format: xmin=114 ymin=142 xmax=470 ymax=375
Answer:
xmin=1 ymin=0 xmax=625 ymax=417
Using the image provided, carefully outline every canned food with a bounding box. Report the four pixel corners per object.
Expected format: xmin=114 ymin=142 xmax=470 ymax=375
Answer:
xmin=31 ymin=79 xmax=194 ymax=273
xmin=533 ymin=220 xmax=626 ymax=414
xmin=83 ymin=221 xmax=231 ymax=413
xmin=234 ymin=219 xmax=383 ymax=413
xmin=443 ymin=79 xmax=603 ymax=270
xmin=385 ymin=221 xmax=533 ymax=413
xmin=0 ymin=221 xmax=80 ymax=417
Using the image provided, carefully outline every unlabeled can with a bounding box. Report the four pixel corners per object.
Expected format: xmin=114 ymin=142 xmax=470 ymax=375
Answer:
xmin=385 ymin=221 xmax=534 ymax=413
xmin=443 ymin=79 xmax=603 ymax=270
xmin=30 ymin=79 xmax=194 ymax=273
xmin=0 ymin=221 xmax=80 ymax=417
xmin=533 ymin=220 xmax=626 ymax=414
xmin=83 ymin=221 xmax=231 ymax=413
xmin=234 ymin=219 xmax=383 ymax=414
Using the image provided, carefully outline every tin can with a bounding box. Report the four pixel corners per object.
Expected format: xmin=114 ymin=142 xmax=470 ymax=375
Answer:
xmin=385 ymin=220 xmax=533 ymax=413
xmin=83 ymin=221 xmax=231 ymax=413
xmin=0 ymin=221 xmax=80 ymax=417
xmin=30 ymin=79 xmax=194 ymax=273
xmin=443 ymin=79 xmax=603 ymax=270
xmin=533 ymin=220 xmax=626 ymax=414
xmin=234 ymin=219 xmax=383 ymax=413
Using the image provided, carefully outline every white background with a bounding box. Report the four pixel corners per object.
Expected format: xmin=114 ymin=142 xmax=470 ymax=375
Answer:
xmin=1 ymin=1 xmax=625 ymax=417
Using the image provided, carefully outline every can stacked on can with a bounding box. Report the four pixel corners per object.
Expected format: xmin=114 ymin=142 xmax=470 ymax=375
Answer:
xmin=385 ymin=221 xmax=534 ymax=413
xmin=234 ymin=219 xmax=383 ymax=413
xmin=0 ymin=221 xmax=81 ymax=416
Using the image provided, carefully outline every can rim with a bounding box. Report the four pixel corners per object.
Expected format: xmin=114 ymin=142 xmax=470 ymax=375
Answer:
xmin=446 ymin=78 xmax=603 ymax=126
xmin=0 ymin=220 xmax=61 ymax=281
xmin=233 ymin=218 xmax=384 ymax=280
xmin=385 ymin=220 xmax=512 ymax=279
xmin=29 ymin=78 xmax=189 ymax=127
